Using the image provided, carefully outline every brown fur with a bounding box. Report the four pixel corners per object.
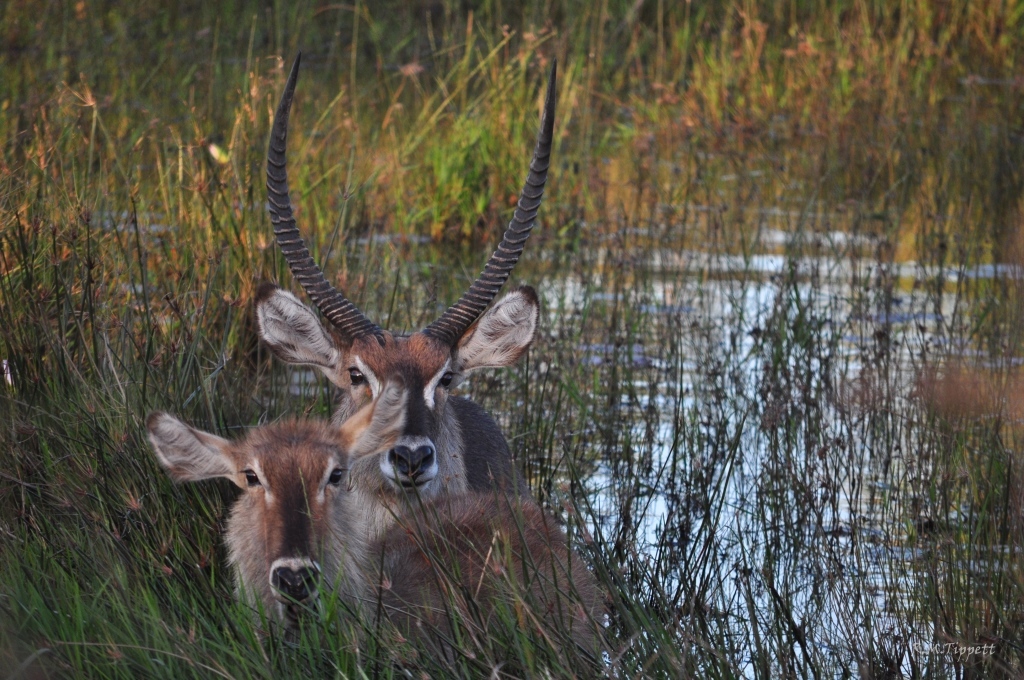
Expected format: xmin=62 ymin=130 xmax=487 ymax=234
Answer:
xmin=374 ymin=493 xmax=604 ymax=656
xmin=147 ymin=416 xmax=376 ymax=620
xmin=255 ymin=284 xmax=535 ymax=516
xmin=147 ymin=400 xmax=603 ymax=654
xmin=226 ymin=422 xmax=369 ymax=617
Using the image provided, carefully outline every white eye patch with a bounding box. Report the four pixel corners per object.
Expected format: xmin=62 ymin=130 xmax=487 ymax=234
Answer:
xmin=317 ymin=457 xmax=343 ymax=503
xmin=352 ymin=356 xmax=381 ymax=398
xmin=422 ymin=359 xmax=452 ymax=410
xmin=250 ymin=460 xmax=274 ymax=504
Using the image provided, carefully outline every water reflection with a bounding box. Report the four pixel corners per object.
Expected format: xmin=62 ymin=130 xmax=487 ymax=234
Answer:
xmin=512 ymin=223 xmax=1008 ymax=675
xmin=261 ymin=177 xmax=1020 ymax=676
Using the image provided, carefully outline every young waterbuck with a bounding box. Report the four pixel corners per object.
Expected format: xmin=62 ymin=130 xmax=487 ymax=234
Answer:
xmin=257 ymin=54 xmax=556 ymax=505
xmin=145 ymin=384 xmax=603 ymax=654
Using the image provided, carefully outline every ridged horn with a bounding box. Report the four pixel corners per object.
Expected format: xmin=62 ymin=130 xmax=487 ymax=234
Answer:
xmin=267 ymin=53 xmax=381 ymax=341
xmin=422 ymin=60 xmax=557 ymax=346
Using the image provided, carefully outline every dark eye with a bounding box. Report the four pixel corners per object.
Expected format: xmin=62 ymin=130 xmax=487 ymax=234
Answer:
xmin=243 ymin=470 xmax=261 ymax=487
xmin=348 ymin=368 xmax=365 ymax=386
xmin=439 ymin=372 xmax=454 ymax=388
xmin=328 ymin=468 xmax=345 ymax=486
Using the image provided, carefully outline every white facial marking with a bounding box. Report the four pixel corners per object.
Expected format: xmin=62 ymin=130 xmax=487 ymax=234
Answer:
xmin=423 ymin=359 xmax=452 ymax=410
xmin=353 ymin=356 xmax=380 ymax=398
xmin=378 ymin=448 xmax=396 ymax=482
xmin=250 ymin=460 xmax=274 ymax=504
xmin=316 ymin=457 xmax=341 ymax=504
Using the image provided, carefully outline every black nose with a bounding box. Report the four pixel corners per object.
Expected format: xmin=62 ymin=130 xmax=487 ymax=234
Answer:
xmin=271 ymin=565 xmax=319 ymax=602
xmin=388 ymin=443 xmax=436 ymax=481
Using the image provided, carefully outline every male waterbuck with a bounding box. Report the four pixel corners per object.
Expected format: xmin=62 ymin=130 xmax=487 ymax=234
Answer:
xmin=257 ymin=55 xmax=556 ymax=509
xmin=145 ymin=383 xmax=603 ymax=652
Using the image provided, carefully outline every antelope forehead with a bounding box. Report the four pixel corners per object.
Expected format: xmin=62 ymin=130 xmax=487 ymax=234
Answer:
xmin=257 ymin=448 xmax=340 ymax=482
xmin=352 ymin=343 xmax=450 ymax=387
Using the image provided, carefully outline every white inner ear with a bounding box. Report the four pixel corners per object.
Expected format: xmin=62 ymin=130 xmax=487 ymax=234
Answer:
xmin=147 ymin=413 xmax=235 ymax=483
xmin=257 ymin=289 xmax=340 ymax=369
xmin=456 ymin=290 xmax=538 ymax=372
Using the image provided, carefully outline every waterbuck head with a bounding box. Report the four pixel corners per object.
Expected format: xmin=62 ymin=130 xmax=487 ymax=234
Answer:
xmin=257 ymin=54 xmax=556 ymax=498
xmin=146 ymin=382 xmax=407 ymax=624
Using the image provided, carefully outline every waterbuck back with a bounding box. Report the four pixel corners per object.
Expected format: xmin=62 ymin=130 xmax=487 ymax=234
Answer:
xmin=374 ymin=493 xmax=605 ymax=659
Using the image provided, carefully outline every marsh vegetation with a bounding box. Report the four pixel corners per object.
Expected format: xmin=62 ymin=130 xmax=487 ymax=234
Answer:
xmin=2 ymin=0 xmax=1024 ymax=677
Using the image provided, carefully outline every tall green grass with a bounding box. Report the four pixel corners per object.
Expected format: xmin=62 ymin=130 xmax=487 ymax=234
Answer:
xmin=2 ymin=0 xmax=1024 ymax=677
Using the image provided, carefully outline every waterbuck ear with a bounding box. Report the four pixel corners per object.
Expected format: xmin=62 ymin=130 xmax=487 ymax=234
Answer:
xmin=454 ymin=286 xmax=539 ymax=372
xmin=255 ymin=283 xmax=341 ymax=370
xmin=146 ymin=412 xmax=239 ymax=486
xmin=340 ymin=380 xmax=407 ymax=458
